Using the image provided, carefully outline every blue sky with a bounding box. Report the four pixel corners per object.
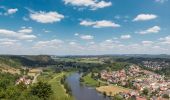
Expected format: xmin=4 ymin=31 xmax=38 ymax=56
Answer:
xmin=0 ymin=0 xmax=170 ymax=55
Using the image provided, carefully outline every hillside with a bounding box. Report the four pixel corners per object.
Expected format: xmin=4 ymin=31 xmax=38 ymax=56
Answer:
xmin=0 ymin=55 xmax=55 ymax=74
xmin=0 ymin=55 xmax=55 ymax=67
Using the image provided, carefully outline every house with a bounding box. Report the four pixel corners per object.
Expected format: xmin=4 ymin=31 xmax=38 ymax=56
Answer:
xmin=16 ymin=76 xmax=32 ymax=85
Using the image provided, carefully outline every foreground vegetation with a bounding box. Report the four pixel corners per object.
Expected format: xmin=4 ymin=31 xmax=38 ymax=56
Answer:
xmin=80 ymin=73 xmax=106 ymax=87
xmin=38 ymin=69 xmax=74 ymax=100
xmin=0 ymin=72 xmax=41 ymax=100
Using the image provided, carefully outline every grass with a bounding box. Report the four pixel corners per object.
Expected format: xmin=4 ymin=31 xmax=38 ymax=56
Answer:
xmin=96 ymin=85 xmax=130 ymax=96
xmin=37 ymin=72 xmax=74 ymax=100
xmin=57 ymin=58 xmax=103 ymax=64
xmin=28 ymin=68 xmax=42 ymax=77
xmin=82 ymin=73 xmax=99 ymax=87
xmin=0 ymin=64 xmax=20 ymax=74
xmin=82 ymin=73 xmax=106 ymax=87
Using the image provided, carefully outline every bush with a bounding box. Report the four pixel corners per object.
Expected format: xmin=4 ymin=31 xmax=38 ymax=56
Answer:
xmin=31 ymin=82 xmax=53 ymax=100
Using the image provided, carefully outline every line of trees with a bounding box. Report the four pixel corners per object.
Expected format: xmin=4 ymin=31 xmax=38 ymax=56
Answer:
xmin=60 ymin=75 xmax=72 ymax=96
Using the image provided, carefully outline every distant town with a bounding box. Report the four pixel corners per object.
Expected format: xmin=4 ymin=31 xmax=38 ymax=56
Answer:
xmin=100 ymin=65 xmax=170 ymax=100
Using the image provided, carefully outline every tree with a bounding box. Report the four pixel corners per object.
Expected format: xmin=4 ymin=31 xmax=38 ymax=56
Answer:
xmin=30 ymin=82 xmax=53 ymax=100
xmin=25 ymin=69 xmax=29 ymax=75
xmin=5 ymin=86 xmax=20 ymax=99
xmin=17 ymin=82 xmax=27 ymax=90
xmin=142 ymin=88 xmax=149 ymax=96
xmin=162 ymin=94 xmax=169 ymax=99
xmin=20 ymin=69 xmax=25 ymax=75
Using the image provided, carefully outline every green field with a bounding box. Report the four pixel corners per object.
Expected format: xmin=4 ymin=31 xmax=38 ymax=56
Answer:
xmin=38 ymin=72 xmax=74 ymax=100
xmin=82 ymin=73 xmax=106 ymax=87
xmin=57 ymin=58 xmax=103 ymax=64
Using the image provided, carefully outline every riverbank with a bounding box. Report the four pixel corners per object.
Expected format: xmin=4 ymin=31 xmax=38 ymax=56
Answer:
xmin=37 ymin=71 xmax=74 ymax=100
xmin=81 ymin=73 xmax=130 ymax=97
xmin=81 ymin=73 xmax=107 ymax=87
xmin=66 ymin=73 xmax=110 ymax=100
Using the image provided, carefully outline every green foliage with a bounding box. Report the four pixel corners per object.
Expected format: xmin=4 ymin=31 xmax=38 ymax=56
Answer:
xmin=162 ymin=94 xmax=169 ymax=99
xmin=110 ymin=62 xmax=129 ymax=71
xmin=112 ymin=94 xmax=124 ymax=100
xmin=0 ymin=56 xmax=22 ymax=68
xmin=31 ymin=82 xmax=53 ymax=100
xmin=142 ymin=88 xmax=149 ymax=96
xmin=5 ymin=86 xmax=21 ymax=99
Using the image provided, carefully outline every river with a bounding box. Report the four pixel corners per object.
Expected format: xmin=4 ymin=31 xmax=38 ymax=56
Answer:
xmin=66 ymin=73 xmax=110 ymax=100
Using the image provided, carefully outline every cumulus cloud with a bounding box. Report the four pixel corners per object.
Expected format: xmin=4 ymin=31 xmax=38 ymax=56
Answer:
xmin=120 ymin=34 xmax=131 ymax=39
xmin=7 ymin=8 xmax=18 ymax=15
xmin=133 ymin=14 xmax=157 ymax=21
xmin=0 ymin=28 xmax=37 ymax=40
xmin=80 ymin=35 xmax=94 ymax=40
xmin=80 ymin=20 xmax=120 ymax=28
xmin=34 ymin=39 xmax=64 ymax=48
xmin=18 ymin=28 xmax=32 ymax=33
xmin=63 ymin=0 xmax=112 ymax=10
xmin=138 ymin=26 xmax=161 ymax=35
xmin=30 ymin=11 xmax=64 ymax=23
xmin=0 ymin=38 xmax=19 ymax=46
xmin=3 ymin=8 xmax=18 ymax=16
xmin=0 ymin=7 xmax=18 ymax=15
xmin=159 ymin=36 xmax=170 ymax=44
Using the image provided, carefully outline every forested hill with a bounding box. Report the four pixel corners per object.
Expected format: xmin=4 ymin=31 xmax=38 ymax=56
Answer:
xmin=0 ymin=55 xmax=56 ymax=67
xmin=0 ymin=56 xmax=22 ymax=68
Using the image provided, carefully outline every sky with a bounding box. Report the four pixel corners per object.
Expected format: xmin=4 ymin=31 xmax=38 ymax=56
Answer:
xmin=0 ymin=0 xmax=170 ymax=55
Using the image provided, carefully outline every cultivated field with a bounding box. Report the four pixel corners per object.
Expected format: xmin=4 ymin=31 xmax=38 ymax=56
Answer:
xmin=0 ymin=64 xmax=20 ymax=74
xmin=28 ymin=68 xmax=42 ymax=76
xmin=96 ymin=85 xmax=129 ymax=96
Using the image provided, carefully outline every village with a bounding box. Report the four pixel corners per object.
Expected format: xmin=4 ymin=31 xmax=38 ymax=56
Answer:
xmin=142 ymin=61 xmax=170 ymax=71
xmin=100 ymin=65 xmax=170 ymax=100
xmin=15 ymin=68 xmax=42 ymax=85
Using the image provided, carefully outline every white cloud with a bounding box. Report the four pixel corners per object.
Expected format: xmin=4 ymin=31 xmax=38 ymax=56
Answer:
xmin=155 ymin=0 xmax=168 ymax=3
xmin=69 ymin=41 xmax=77 ymax=45
xmin=133 ymin=14 xmax=157 ymax=21
xmin=80 ymin=35 xmax=94 ymax=40
xmin=18 ymin=34 xmax=36 ymax=40
xmin=80 ymin=20 xmax=120 ymax=28
xmin=142 ymin=41 xmax=154 ymax=46
xmin=7 ymin=8 xmax=18 ymax=15
xmin=0 ymin=28 xmax=37 ymax=40
xmin=63 ymin=0 xmax=112 ymax=10
xmin=138 ymin=26 xmax=161 ymax=35
xmin=159 ymin=36 xmax=170 ymax=44
xmin=18 ymin=28 xmax=32 ymax=33
xmin=99 ymin=39 xmax=121 ymax=50
xmin=80 ymin=20 xmax=95 ymax=26
xmin=0 ymin=38 xmax=19 ymax=46
xmin=30 ymin=11 xmax=64 ymax=23
xmin=74 ymin=33 xmax=79 ymax=36
xmin=3 ymin=8 xmax=18 ymax=15
xmin=120 ymin=34 xmax=131 ymax=39
xmin=34 ymin=39 xmax=63 ymax=48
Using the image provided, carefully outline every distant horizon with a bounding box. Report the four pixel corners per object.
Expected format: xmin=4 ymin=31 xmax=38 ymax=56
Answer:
xmin=0 ymin=53 xmax=170 ymax=56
